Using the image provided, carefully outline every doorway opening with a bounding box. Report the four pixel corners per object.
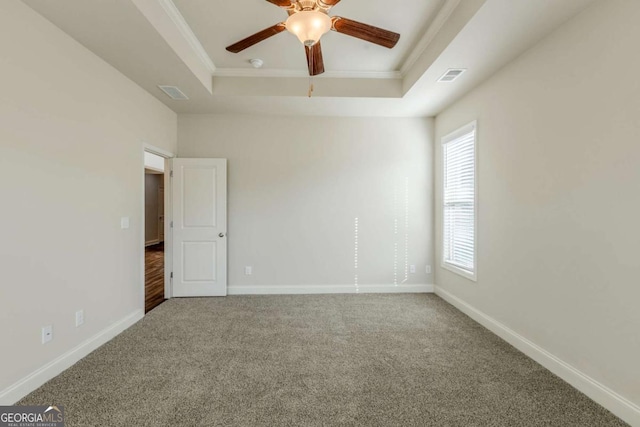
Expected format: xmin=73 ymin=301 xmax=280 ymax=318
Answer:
xmin=144 ymin=150 xmax=169 ymax=313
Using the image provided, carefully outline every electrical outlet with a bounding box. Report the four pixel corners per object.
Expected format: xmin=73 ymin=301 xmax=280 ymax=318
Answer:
xmin=426 ymin=265 xmax=432 ymax=274
xmin=75 ymin=310 xmax=84 ymax=327
xmin=42 ymin=325 xmax=53 ymax=344
xmin=410 ymin=265 xmax=416 ymax=274
xmin=245 ymin=266 xmax=253 ymax=275
xmin=120 ymin=217 xmax=130 ymax=229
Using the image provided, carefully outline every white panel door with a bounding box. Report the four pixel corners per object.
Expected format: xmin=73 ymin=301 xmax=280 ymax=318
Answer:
xmin=171 ymin=158 xmax=227 ymax=297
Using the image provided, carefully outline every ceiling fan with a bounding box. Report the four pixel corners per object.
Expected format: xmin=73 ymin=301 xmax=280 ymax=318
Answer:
xmin=225 ymin=0 xmax=401 ymax=76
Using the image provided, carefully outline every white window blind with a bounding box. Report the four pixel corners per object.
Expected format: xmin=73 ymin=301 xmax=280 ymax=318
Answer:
xmin=443 ymin=122 xmax=476 ymax=279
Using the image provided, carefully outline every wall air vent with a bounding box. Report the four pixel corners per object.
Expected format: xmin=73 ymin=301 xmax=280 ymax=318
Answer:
xmin=158 ymin=85 xmax=189 ymax=100
xmin=438 ymin=69 xmax=466 ymax=83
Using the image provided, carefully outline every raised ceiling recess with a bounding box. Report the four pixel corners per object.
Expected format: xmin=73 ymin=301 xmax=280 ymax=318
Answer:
xmin=225 ymin=0 xmax=401 ymax=76
xmin=22 ymin=0 xmax=600 ymax=115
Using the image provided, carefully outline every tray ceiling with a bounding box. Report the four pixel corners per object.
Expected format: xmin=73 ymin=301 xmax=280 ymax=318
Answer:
xmin=22 ymin=0 xmax=598 ymax=116
xmin=172 ymin=0 xmax=445 ymax=75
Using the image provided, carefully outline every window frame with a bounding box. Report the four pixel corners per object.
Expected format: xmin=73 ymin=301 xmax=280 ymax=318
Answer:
xmin=441 ymin=120 xmax=478 ymax=282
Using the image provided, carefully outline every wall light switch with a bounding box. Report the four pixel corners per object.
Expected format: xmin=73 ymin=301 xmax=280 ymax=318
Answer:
xmin=426 ymin=265 xmax=432 ymax=274
xmin=120 ymin=217 xmax=130 ymax=229
xmin=245 ymin=266 xmax=253 ymax=275
xmin=410 ymin=265 xmax=416 ymax=274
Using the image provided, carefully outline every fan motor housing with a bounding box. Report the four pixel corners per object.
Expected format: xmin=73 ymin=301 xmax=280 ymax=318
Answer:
xmin=297 ymin=1 xmax=320 ymax=11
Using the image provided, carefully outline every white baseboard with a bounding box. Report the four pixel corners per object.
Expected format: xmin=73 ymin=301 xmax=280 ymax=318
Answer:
xmin=0 ymin=309 xmax=144 ymax=405
xmin=228 ymin=284 xmax=434 ymax=296
xmin=145 ymin=239 xmax=160 ymax=247
xmin=434 ymin=286 xmax=640 ymax=426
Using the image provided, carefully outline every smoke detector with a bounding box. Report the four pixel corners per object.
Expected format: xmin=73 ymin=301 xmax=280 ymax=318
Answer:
xmin=438 ymin=69 xmax=466 ymax=83
xmin=249 ymin=59 xmax=264 ymax=69
xmin=158 ymin=85 xmax=189 ymax=100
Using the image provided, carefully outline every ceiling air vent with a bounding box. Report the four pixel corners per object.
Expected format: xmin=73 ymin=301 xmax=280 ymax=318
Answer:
xmin=158 ymin=85 xmax=189 ymax=100
xmin=438 ymin=69 xmax=466 ymax=83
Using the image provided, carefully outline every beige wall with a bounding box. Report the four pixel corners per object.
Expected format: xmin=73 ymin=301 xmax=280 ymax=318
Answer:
xmin=434 ymin=0 xmax=640 ymax=415
xmin=178 ymin=115 xmax=434 ymax=291
xmin=0 ymin=1 xmax=177 ymax=397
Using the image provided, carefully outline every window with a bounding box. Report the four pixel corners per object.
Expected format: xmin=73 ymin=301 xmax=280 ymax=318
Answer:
xmin=442 ymin=121 xmax=477 ymax=281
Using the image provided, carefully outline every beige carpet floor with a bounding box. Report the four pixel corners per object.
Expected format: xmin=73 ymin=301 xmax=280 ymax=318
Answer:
xmin=19 ymin=294 xmax=626 ymax=426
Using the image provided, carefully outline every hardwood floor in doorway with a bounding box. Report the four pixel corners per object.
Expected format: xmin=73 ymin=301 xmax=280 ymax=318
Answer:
xmin=145 ymin=243 xmax=165 ymax=313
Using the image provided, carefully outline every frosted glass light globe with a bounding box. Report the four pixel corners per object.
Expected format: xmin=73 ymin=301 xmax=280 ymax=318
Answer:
xmin=286 ymin=11 xmax=332 ymax=46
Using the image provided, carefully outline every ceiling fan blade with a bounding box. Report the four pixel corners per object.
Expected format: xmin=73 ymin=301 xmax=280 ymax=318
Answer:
xmin=305 ymin=42 xmax=325 ymax=76
xmin=266 ymin=0 xmax=292 ymax=7
xmin=318 ymin=0 xmax=341 ymax=7
xmin=225 ymin=23 xmax=286 ymax=53
xmin=331 ymin=17 xmax=400 ymax=49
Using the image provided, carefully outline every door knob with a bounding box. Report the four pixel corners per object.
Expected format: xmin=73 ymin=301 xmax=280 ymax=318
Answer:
xmin=219 ymin=233 xmax=225 ymax=238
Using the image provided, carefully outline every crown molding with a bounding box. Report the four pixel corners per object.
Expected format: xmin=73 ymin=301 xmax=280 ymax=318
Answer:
xmin=213 ymin=68 xmax=402 ymax=80
xmin=159 ymin=0 xmax=216 ymax=74
xmin=155 ymin=0 xmax=457 ymax=82
xmin=400 ymin=0 xmax=461 ymax=76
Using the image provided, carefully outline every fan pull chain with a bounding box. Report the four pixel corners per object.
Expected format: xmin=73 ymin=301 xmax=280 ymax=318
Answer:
xmin=308 ymin=46 xmax=314 ymax=98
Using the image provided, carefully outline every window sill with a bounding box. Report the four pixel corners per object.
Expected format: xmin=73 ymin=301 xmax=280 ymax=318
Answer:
xmin=441 ymin=262 xmax=477 ymax=282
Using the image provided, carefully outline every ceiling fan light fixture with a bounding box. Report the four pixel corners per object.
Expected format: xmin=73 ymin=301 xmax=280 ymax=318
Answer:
xmin=285 ymin=11 xmax=332 ymax=46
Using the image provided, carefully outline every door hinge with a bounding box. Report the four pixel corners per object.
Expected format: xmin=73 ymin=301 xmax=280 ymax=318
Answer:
xmin=170 ymin=272 xmax=173 ymax=279
xmin=170 ymin=170 xmax=173 ymax=178
xmin=170 ymin=221 xmax=173 ymax=228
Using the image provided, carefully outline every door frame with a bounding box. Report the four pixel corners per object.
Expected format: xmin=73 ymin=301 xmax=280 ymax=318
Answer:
xmin=142 ymin=143 xmax=174 ymax=311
